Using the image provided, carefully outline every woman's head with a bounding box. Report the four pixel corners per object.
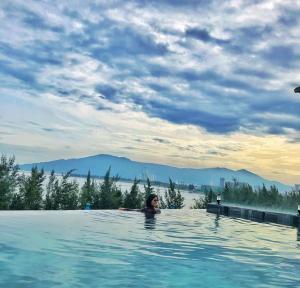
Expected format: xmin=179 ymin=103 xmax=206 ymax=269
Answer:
xmin=146 ymin=193 xmax=159 ymax=209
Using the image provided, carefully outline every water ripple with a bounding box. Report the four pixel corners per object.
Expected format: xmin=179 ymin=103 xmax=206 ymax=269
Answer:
xmin=0 ymin=210 xmax=299 ymax=287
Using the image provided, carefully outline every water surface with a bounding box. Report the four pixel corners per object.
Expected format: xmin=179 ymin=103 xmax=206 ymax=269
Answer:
xmin=0 ymin=210 xmax=299 ymax=287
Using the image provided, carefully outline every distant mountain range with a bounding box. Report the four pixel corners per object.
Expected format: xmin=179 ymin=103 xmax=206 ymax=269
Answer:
xmin=19 ymin=154 xmax=291 ymax=192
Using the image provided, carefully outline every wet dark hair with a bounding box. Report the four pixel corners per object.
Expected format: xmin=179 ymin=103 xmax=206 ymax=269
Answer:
xmin=146 ymin=193 xmax=158 ymax=209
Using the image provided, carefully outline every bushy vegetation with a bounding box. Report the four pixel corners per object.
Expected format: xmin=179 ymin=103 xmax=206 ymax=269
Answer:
xmin=191 ymin=189 xmax=212 ymax=209
xmin=0 ymin=155 xmax=185 ymax=210
xmin=202 ymin=178 xmax=299 ymax=212
xmin=160 ymin=179 xmax=184 ymax=209
xmin=2 ymin=155 xmax=298 ymax=212
xmin=0 ymin=155 xmax=19 ymax=209
xmin=123 ymin=178 xmax=143 ymax=209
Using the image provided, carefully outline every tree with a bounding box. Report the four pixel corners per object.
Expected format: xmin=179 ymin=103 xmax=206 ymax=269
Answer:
xmin=49 ymin=178 xmax=61 ymax=210
xmin=191 ymin=196 xmax=208 ymax=209
xmin=144 ymin=177 xmax=154 ymax=204
xmin=92 ymin=185 xmax=101 ymax=209
xmin=19 ymin=166 xmax=45 ymax=210
xmin=59 ymin=170 xmax=79 ymax=210
xmin=191 ymin=188 xmax=212 ymax=209
xmin=188 ymin=184 xmax=195 ymax=191
xmin=0 ymin=155 xmax=19 ymax=209
xmin=269 ymin=185 xmax=280 ymax=207
xmin=207 ymin=188 xmax=213 ymax=203
xmin=257 ymin=184 xmax=268 ymax=205
xmin=99 ymin=167 xmax=113 ymax=209
xmin=159 ymin=194 xmax=167 ymax=209
xmin=80 ymin=170 xmax=96 ymax=209
xmin=10 ymin=192 xmax=25 ymax=210
xmin=99 ymin=167 xmax=123 ymax=209
xmin=223 ymin=182 xmax=231 ymax=203
xmin=43 ymin=170 xmax=79 ymax=210
xmin=163 ymin=178 xmax=184 ymax=209
xmin=124 ymin=178 xmax=143 ymax=209
xmin=240 ymin=184 xmax=254 ymax=204
xmin=44 ymin=170 xmax=56 ymax=210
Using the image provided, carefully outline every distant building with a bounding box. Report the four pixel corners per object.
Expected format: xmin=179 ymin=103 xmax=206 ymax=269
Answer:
xmin=295 ymin=184 xmax=300 ymax=192
xmin=225 ymin=180 xmax=251 ymax=189
xmin=220 ymin=177 xmax=225 ymax=188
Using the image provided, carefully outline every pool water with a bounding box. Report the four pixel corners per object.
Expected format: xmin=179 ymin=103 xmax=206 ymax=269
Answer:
xmin=0 ymin=210 xmax=299 ymax=287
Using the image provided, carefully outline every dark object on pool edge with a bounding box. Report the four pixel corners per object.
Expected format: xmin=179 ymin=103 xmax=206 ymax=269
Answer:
xmin=85 ymin=203 xmax=91 ymax=210
xmin=294 ymin=86 xmax=300 ymax=93
xmin=216 ymin=194 xmax=221 ymax=205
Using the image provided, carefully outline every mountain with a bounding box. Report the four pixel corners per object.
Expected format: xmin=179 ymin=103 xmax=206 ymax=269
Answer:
xmin=19 ymin=154 xmax=291 ymax=192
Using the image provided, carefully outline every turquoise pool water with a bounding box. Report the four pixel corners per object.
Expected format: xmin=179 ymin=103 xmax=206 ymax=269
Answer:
xmin=0 ymin=210 xmax=299 ymax=287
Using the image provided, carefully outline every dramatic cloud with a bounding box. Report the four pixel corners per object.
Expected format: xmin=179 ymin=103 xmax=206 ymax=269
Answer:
xmin=0 ymin=0 xmax=300 ymax=184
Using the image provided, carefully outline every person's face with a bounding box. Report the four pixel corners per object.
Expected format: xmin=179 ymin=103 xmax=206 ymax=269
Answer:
xmin=151 ymin=197 xmax=159 ymax=208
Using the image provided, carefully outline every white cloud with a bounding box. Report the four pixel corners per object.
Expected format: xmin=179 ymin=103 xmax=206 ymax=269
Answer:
xmin=1 ymin=0 xmax=300 ymax=184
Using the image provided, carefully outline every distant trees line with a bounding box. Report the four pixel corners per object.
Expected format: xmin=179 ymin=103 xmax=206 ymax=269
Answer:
xmin=0 ymin=155 xmax=184 ymax=210
xmin=202 ymin=179 xmax=299 ymax=212
xmin=2 ymin=155 xmax=298 ymax=212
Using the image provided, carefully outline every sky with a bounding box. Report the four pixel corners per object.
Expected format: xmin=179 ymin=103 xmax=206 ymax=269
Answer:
xmin=0 ymin=0 xmax=300 ymax=185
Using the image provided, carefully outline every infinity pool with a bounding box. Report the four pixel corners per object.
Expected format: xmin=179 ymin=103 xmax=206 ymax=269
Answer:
xmin=0 ymin=210 xmax=299 ymax=287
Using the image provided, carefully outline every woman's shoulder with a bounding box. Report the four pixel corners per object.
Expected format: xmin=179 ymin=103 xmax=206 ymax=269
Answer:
xmin=119 ymin=208 xmax=142 ymax=212
xmin=119 ymin=207 xmax=161 ymax=214
xmin=141 ymin=207 xmax=161 ymax=214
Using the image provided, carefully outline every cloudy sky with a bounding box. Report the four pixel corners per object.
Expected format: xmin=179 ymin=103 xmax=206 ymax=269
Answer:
xmin=0 ymin=0 xmax=300 ymax=184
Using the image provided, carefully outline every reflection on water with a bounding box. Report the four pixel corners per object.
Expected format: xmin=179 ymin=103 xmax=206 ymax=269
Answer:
xmin=214 ymin=213 xmax=220 ymax=229
xmin=144 ymin=215 xmax=156 ymax=230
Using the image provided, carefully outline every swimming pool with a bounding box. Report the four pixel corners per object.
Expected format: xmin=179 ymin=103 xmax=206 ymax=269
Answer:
xmin=0 ymin=210 xmax=299 ymax=287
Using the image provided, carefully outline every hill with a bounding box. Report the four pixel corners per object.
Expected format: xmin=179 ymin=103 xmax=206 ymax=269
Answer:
xmin=19 ymin=154 xmax=291 ymax=192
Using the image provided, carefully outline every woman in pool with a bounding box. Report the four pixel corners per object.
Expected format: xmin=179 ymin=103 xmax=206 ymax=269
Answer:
xmin=119 ymin=193 xmax=161 ymax=214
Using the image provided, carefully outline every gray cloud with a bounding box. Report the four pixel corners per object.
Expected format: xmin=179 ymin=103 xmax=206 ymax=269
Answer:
xmin=185 ymin=27 xmax=230 ymax=46
xmin=0 ymin=0 xmax=299 ymax=137
xmin=261 ymin=45 xmax=299 ymax=68
xmin=0 ymin=131 xmax=14 ymax=135
xmin=288 ymin=137 xmax=300 ymax=144
xmin=153 ymin=138 xmax=171 ymax=144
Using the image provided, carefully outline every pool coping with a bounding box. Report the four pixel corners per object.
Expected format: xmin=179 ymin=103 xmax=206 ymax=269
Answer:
xmin=207 ymin=203 xmax=300 ymax=228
